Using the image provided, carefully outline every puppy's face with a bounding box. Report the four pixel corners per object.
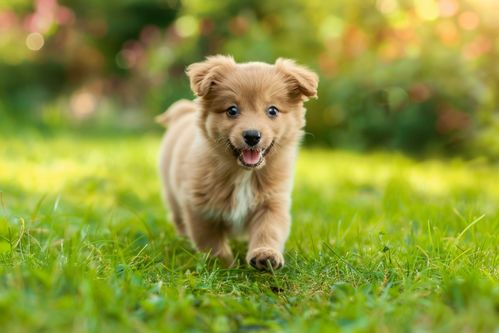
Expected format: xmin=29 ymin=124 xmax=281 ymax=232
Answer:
xmin=187 ymin=56 xmax=318 ymax=169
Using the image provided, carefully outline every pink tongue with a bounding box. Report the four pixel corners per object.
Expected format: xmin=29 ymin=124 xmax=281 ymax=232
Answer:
xmin=242 ymin=149 xmax=261 ymax=165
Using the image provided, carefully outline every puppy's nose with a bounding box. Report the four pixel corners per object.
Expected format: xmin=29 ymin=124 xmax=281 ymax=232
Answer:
xmin=243 ymin=130 xmax=261 ymax=147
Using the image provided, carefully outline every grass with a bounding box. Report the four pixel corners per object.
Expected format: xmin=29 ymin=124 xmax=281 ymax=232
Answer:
xmin=0 ymin=131 xmax=498 ymax=333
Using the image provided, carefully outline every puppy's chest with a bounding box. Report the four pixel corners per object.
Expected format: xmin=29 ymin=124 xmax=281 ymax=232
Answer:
xmin=201 ymin=172 xmax=256 ymax=232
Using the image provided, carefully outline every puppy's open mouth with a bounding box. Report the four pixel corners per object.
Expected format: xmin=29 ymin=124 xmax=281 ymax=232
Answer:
xmin=229 ymin=141 xmax=274 ymax=168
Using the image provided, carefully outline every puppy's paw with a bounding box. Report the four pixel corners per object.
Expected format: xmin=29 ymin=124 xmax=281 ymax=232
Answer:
xmin=246 ymin=247 xmax=284 ymax=271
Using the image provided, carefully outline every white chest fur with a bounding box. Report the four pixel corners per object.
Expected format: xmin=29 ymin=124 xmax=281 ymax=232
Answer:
xmin=227 ymin=171 xmax=254 ymax=232
xmin=200 ymin=171 xmax=255 ymax=233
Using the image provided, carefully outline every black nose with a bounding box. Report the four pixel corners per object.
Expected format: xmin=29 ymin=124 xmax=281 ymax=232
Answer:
xmin=243 ymin=130 xmax=261 ymax=147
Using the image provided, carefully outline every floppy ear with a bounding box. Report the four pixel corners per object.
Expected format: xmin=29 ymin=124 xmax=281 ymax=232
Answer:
xmin=186 ymin=55 xmax=236 ymax=97
xmin=275 ymin=58 xmax=319 ymax=100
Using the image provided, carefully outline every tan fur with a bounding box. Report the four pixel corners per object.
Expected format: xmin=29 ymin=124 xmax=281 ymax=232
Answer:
xmin=158 ymin=55 xmax=318 ymax=270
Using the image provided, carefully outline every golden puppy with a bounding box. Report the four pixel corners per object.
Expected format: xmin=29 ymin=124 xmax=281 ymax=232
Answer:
xmin=157 ymin=55 xmax=318 ymax=270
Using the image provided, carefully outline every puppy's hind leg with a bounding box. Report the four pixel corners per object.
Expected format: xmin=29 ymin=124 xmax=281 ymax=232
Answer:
xmin=169 ymin=211 xmax=186 ymax=236
xmin=163 ymin=191 xmax=187 ymax=236
xmin=184 ymin=210 xmax=234 ymax=267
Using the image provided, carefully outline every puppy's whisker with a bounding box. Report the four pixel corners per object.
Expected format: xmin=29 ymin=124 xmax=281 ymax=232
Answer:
xmin=303 ymin=131 xmax=315 ymax=139
xmin=212 ymin=136 xmax=232 ymax=154
xmin=273 ymin=140 xmax=283 ymax=150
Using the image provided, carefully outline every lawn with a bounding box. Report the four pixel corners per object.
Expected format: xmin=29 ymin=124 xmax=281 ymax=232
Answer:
xmin=0 ymin=131 xmax=498 ymax=332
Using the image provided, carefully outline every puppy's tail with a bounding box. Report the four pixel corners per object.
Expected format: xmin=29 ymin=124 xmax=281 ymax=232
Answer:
xmin=155 ymin=99 xmax=196 ymax=127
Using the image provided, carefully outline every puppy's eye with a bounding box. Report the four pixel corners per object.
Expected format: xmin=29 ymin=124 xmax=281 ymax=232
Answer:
xmin=226 ymin=106 xmax=239 ymax=118
xmin=266 ymin=106 xmax=279 ymax=118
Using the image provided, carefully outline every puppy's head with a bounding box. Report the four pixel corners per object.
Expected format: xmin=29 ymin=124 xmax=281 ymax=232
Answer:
xmin=187 ymin=55 xmax=318 ymax=169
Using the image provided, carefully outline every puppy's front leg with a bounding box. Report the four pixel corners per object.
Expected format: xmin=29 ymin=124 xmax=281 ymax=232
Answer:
xmin=246 ymin=199 xmax=290 ymax=270
xmin=184 ymin=210 xmax=234 ymax=267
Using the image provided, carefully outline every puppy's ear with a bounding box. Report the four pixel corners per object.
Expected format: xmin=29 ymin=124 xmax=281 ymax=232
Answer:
xmin=275 ymin=58 xmax=319 ymax=100
xmin=186 ymin=55 xmax=236 ymax=97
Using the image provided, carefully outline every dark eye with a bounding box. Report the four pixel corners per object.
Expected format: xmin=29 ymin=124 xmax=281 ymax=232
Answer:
xmin=226 ymin=105 xmax=239 ymax=118
xmin=266 ymin=106 xmax=279 ymax=118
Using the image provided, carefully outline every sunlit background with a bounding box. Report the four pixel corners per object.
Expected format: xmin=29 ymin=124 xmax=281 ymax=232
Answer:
xmin=1 ymin=0 xmax=498 ymax=158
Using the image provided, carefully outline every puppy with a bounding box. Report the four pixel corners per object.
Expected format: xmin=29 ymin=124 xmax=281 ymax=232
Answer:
xmin=157 ymin=55 xmax=318 ymax=270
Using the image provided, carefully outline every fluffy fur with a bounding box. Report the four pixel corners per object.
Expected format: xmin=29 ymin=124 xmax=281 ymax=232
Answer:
xmin=157 ymin=55 xmax=318 ymax=270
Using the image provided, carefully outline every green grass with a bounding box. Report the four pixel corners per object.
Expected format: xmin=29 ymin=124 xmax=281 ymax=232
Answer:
xmin=0 ymin=132 xmax=498 ymax=333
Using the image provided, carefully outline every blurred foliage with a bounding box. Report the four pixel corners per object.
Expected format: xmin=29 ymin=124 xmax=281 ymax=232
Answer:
xmin=0 ymin=0 xmax=498 ymax=157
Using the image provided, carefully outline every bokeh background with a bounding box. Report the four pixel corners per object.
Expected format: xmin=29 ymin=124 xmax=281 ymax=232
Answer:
xmin=1 ymin=0 xmax=498 ymax=158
